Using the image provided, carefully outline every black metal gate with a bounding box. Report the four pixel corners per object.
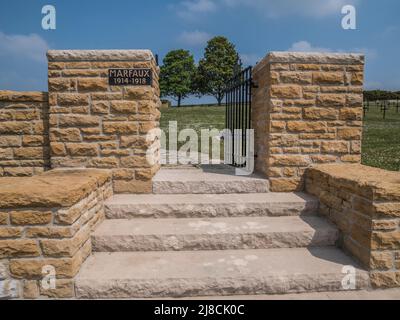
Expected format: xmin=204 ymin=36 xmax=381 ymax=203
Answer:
xmin=224 ymin=66 xmax=253 ymax=167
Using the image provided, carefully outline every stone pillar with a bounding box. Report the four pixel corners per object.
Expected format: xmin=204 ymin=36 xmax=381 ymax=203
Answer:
xmin=252 ymin=52 xmax=364 ymax=192
xmin=47 ymin=50 xmax=161 ymax=193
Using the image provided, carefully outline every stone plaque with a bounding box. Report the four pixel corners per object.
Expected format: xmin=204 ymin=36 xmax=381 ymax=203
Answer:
xmin=108 ymin=68 xmax=152 ymax=86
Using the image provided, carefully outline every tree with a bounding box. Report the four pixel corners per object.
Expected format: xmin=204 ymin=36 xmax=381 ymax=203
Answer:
xmin=195 ymin=36 xmax=239 ymax=106
xmin=160 ymin=50 xmax=196 ymax=107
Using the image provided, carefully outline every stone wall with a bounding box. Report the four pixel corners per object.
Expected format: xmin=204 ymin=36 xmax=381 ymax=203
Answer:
xmin=0 ymin=91 xmax=50 ymax=177
xmin=252 ymin=52 xmax=364 ymax=192
xmin=0 ymin=169 xmax=112 ymax=299
xmin=306 ymin=164 xmax=400 ymax=289
xmin=47 ymin=50 xmax=161 ymax=193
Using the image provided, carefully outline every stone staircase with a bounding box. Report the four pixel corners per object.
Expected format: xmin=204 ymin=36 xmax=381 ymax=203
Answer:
xmin=75 ymin=166 xmax=370 ymax=299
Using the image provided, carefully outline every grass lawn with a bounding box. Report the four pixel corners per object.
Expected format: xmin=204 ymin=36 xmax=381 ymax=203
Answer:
xmin=362 ymin=103 xmax=400 ymax=171
xmin=160 ymin=104 xmax=400 ymax=171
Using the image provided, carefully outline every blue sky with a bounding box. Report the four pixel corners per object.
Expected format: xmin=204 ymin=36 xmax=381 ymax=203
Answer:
xmin=0 ymin=0 xmax=399 ymax=104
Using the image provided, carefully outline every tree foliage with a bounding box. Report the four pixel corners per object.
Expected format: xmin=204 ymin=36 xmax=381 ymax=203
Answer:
xmin=160 ymin=49 xmax=196 ymax=107
xmin=364 ymin=90 xmax=400 ymax=101
xmin=195 ymin=36 xmax=239 ymax=105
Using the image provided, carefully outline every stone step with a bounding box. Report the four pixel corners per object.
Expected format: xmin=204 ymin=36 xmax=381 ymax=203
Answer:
xmin=105 ymin=193 xmax=319 ymax=219
xmin=152 ymin=166 xmax=270 ymax=194
xmin=92 ymin=216 xmax=339 ymax=252
xmin=75 ymin=248 xmax=370 ymax=299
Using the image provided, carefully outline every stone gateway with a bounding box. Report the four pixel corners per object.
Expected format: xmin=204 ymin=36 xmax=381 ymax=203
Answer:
xmin=0 ymin=50 xmax=399 ymax=300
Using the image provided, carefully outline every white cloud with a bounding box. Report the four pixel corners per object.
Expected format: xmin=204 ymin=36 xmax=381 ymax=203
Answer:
xmin=287 ymin=40 xmax=377 ymax=61
xmin=0 ymin=32 xmax=49 ymax=62
xmin=174 ymin=0 xmax=361 ymax=20
xmin=240 ymin=53 xmax=262 ymax=66
xmin=176 ymin=0 xmax=217 ymax=20
xmin=288 ymin=41 xmax=331 ymax=52
xmin=178 ymin=30 xmax=212 ymax=46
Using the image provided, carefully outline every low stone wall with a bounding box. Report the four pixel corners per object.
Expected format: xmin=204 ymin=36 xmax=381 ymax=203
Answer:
xmin=252 ymin=52 xmax=364 ymax=192
xmin=306 ymin=164 xmax=400 ymax=288
xmin=47 ymin=50 xmax=161 ymax=193
xmin=0 ymin=169 xmax=112 ymax=299
xmin=0 ymin=91 xmax=50 ymax=177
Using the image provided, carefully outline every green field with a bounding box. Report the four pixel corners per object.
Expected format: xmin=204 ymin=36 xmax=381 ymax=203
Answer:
xmin=362 ymin=103 xmax=400 ymax=171
xmin=160 ymin=104 xmax=400 ymax=171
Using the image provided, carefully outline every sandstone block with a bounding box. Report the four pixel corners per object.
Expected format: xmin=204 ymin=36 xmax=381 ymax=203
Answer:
xmin=9 ymin=240 xmax=91 ymax=279
xmin=113 ymin=179 xmax=152 ymax=194
xmin=0 ymin=212 xmax=8 ymax=225
xmin=270 ymin=155 xmax=310 ymax=166
xmin=78 ymin=78 xmax=108 ymax=92
xmin=279 ymin=72 xmax=312 ymax=84
xmin=287 ymin=121 xmax=327 ymax=133
xmin=58 ymin=115 xmax=100 ymax=127
xmin=57 ymin=93 xmax=89 ymax=106
xmin=124 ymin=87 xmax=154 ymax=100
xmin=269 ymin=178 xmax=303 ymax=192
xmin=321 ymin=141 xmax=349 ymax=154
xmin=303 ymin=107 xmax=338 ymax=120
xmin=341 ymin=154 xmax=361 ymax=163
xmin=51 ymin=143 xmax=67 ymax=157
xmin=370 ymin=272 xmax=400 ymax=288
xmin=120 ymin=136 xmax=151 ymax=148
xmin=0 ymin=136 xmax=21 ymax=147
xmin=40 ymin=279 xmax=74 ymax=298
xmin=370 ymin=251 xmax=393 ymax=270
xmin=337 ymin=127 xmax=362 ymax=140
xmin=313 ymin=72 xmax=344 ymax=85
xmin=270 ymin=85 xmax=302 ymax=99
xmin=371 ymin=231 xmax=400 ymax=250
xmin=92 ymin=101 xmax=109 ymax=114
xmin=41 ymin=227 xmax=90 ymax=257
xmin=0 ymin=240 xmax=40 ymax=258
xmin=23 ymin=280 xmax=40 ymax=299
xmin=88 ymin=157 xmax=119 ymax=168
xmin=48 ymin=78 xmax=76 ymax=91
xmin=373 ymin=203 xmax=400 ymax=218
xmin=10 ymin=210 xmax=52 ymax=225
xmin=50 ymin=128 xmax=82 ymax=142
xmin=0 ymin=121 xmax=32 ymax=134
xmin=0 ymin=148 xmax=13 ymax=160
xmin=103 ymin=122 xmax=138 ymax=134
xmin=120 ymin=155 xmax=153 ymax=168
xmin=372 ymin=220 xmax=398 ymax=231
xmin=22 ymin=135 xmax=44 ymax=147
xmin=25 ymin=226 xmax=75 ymax=238
xmin=14 ymin=147 xmax=44 ymax=160
xmin=110 ymin=101 xmax=138 ymax=114
xmin=66 ymin=143 xmax=98 ymax=156
xmin=0 ymin=227 xmax=23 ymax=238
xmin=317 ymin=94 xmax=346 ymax=107
xmin=340 ymin=107 xmax=362 ymax=121
xmin=112 ymin=169 xmax=135 ymax=180
xmin=350 ymin=72 xmax=363 ymax=85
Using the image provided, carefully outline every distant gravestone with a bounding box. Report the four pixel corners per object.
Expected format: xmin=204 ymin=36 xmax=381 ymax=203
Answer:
xmin=161 ymin=99 xmax=171 ymax=109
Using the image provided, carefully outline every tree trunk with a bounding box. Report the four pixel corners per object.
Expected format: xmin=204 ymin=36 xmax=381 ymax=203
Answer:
xmin=177 ymin=95 xmax=181 ymax=108
xmin=217 ymin=93 xmax=224 ymax=106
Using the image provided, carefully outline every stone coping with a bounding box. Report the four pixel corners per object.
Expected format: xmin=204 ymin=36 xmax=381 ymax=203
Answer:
xmin=47 ymin=50 xmax=155 ymax=62
xmin=0 ymin=169 xmax=111 ymax=208
xmin=308 ymin=164 xmax=400 ymax=200
xmin=254 ymin=51 xmax=365 ymax=72
xmin=0 ymin=91 xmax=48 ymax=103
